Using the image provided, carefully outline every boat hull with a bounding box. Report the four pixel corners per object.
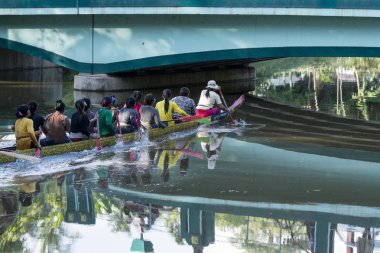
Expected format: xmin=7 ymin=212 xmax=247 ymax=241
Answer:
xmin=0 ymin=121 xmax=199 ymax=164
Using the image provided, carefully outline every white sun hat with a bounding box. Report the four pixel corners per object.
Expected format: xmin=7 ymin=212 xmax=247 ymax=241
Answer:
xmin=206 ymin=80 xmax=220 ymax=90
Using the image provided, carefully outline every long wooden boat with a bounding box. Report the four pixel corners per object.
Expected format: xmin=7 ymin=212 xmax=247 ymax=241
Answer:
xmin=0 ymin=121 xmax=198 ymax=164
xmin=0 ymin=95 xmax=245 ymax=164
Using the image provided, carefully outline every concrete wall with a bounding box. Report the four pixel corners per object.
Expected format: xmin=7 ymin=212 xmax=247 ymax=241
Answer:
xmin=0 ymin=48 xmax=63 ymax=83
xmin=0 ymin=48 xmax=63 ymax=107
xmin=73 ymin=67 xmax=255 ymax=103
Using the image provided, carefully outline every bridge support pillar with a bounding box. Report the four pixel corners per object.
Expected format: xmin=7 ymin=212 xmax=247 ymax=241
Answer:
xmin=74 ymin=67 xmax=255 ymax=103
xmin=314 ymin=221 xmax=335 ymax=253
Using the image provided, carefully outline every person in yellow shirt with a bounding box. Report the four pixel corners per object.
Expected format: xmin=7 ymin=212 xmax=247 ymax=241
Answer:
xmin=155 ymin=89 xmax=188 ymax=126
xmin=14 ymin=104 xmax=40 ymax=150
xmin=157 ymin=139 xmax=191 ymax=182
xmin=158 ymin=150 xmax=183 ymax=182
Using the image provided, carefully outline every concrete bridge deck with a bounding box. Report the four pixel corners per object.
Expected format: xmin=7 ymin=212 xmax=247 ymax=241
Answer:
xmin=0 ymin=1 xmax=379 ymax=74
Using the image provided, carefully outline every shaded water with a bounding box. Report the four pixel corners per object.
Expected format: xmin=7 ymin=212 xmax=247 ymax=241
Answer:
xmin=1 ymin=58 xmax=380 ymax=253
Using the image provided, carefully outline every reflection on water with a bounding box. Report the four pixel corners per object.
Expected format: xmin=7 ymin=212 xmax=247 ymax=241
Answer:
xmin=0 ymin=82 xmax=63 ymax=108
xmin=0 ymin=120 xmax=380 ymax=252
xmin=253 ymin=57 xmax=380 ymax=121
xmin=0 ymin=82 xmax=63 ymax=133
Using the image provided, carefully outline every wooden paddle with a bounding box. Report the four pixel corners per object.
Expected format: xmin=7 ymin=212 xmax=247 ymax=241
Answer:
xmin=0 ymin=150 xmax=41 ymax=163
xmin=96 ymin=112 xmax=102 ymax=151
xmin=115 ymin=116 xmax=123 ymax=140
xmin=34 ymin=128 xmax=42 ymax=158
xmin=219 ymin=88 xmax=236 ymax=123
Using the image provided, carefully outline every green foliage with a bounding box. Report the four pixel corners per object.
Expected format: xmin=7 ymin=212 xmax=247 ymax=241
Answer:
xmin=214 ymin=214 xmax=310 ymax=252
xmin=62 ymin=69 xmax=79 ymax=83
xmin=253 ymin=57 xmax=380 ymax=120
xmin=162 ymin=208 xmax=184 ymax=244
xmin=92 ymin=192 xmax=131 ymax=233
xmin=0 ymin=180 xmax=66 ymax=252
xmin=57 ymin=68 xmax=78 ymax=108
xmin=62 ymin=81 xmax=74 ymax=108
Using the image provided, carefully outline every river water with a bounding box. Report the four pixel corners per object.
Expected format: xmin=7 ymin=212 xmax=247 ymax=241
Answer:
xmin=1 ymin=59 xmax=380 ymax=253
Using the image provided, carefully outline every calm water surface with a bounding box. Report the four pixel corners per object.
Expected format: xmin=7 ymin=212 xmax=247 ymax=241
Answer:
xmin=2 ymin=123 xmax=380 ymax=253
xmin=1 ymin=61 xmax=380 ymax=252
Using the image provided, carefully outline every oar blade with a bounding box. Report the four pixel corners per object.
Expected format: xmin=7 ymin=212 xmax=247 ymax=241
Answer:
xmin=195 ymin=117 xmax=212 ymax=125
xmin=0 ymin=151 xmax=41 ymax=163
xmin=95 ymin=113 xmax=102 ymax=151
xmin=34 ymin=148 xmax=41 ymax=158
xmin=96 ymin=138 xmax=102 ymax=151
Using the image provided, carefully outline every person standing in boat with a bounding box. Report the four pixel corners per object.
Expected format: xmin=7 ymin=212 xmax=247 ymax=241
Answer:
xmin=69 ymin=99 xmax=90 ymax=142
xmin=196 ymin=80 xmax=230 ymax=117
xmin=171 ymin=87 xmax=196 ymax=117
xmin=42 ymin=100 xmax=71 ymax=146
xmin=119 ymin=97 xmax=139 ymax=133
xmin=139 ymin=94 xmax=166 ymax=130
xmin=98 ymin=96 xmax=116 ymax=137
xmin=155 ymin=89 xmax=188 ymax=126
xmin=14 ymin=104 xmax=40 ymax=150
xmin=83 ymin=98 xmax=97 ymax=134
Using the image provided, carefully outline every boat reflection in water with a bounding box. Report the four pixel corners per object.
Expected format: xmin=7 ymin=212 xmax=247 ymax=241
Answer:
xmin=0 ymin=124 xmax=380 ymax=253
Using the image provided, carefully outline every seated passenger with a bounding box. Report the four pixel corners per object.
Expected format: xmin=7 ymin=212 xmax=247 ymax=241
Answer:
xmin=110 ymin=95 xmax=121 ymax=133
xmin=14 ymin=104 xmax=40 ymax=150
xmin=196 ymin=80 xmax=230 ymax=117
xmin=119 ymin=97 xmax=139 ymax=134
xmin=155 ymin=89 xmax=188 ymax=126
xmin=83 ymin=98 xmax=97 ymax=134
xmin=28 ymin=101 xmax=47 ymax=136
xmin=131 ymin=90 xmax=142 ymax=118
xmin=171 ymin=87 xmax=196 ymax=117
xmin=139 ymin=94 xmax=166 ymax=130
xmin=42 ymin=100 xmax=71 ymax=146
xmin=98 ymin=96 xmax=115 ymax=137
xmin=70 ymin=99 xmax=90 ymax=142
xmin=131 ymin=90 xmax=142 ymax=127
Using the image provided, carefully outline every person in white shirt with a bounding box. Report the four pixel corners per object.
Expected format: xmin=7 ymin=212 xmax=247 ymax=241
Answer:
xmin=198 ymin=131 xmax=226 ymax=170
xmin=196 ymin=80 xmax=230 ymax=117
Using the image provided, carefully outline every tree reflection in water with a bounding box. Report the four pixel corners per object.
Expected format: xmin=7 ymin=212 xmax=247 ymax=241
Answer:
xmin=0 ymin=168 xmax=378 ymax=252
xmin=253 ymin=57 xmax=380 ymax=121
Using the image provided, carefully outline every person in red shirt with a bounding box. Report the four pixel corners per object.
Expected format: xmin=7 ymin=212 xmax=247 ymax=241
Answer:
xmin=131 ymin=90 xmax=142 ymax=126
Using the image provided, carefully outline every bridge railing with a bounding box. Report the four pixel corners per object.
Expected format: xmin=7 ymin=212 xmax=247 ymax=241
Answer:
xmin=1 ymin=0 xmax=380 ymax=10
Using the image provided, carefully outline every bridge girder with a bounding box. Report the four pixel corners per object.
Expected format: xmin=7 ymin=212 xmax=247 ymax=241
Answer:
xmin=0 ymin=14 xmax=379 ymax=73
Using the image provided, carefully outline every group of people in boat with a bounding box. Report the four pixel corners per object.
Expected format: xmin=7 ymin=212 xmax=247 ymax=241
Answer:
xmin=13 ymin=80 xmax=231 ymax=151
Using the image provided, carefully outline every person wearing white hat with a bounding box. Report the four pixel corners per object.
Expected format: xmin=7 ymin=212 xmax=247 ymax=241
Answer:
xmin=199 ymin=131 xmax=226 ymax=170
xmin=196 ymin=80 xmax=230 ymax=117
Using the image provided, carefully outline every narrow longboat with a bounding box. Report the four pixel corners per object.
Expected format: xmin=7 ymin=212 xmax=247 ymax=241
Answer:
xmin=0 ymin=95 xmax=245 ymax=164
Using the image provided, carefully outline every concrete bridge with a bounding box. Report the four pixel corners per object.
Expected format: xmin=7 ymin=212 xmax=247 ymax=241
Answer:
xmin=2 ymin=1 xmax=380 ymax=93
xmin=1 ymin=1 xmax=380 ymax=74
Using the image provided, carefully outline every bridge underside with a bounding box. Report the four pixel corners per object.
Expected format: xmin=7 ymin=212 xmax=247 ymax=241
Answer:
xmin=109 ymin=58 xmax=275 ymax=76
xmin=0 ymin=13 xmax=380 ymax=74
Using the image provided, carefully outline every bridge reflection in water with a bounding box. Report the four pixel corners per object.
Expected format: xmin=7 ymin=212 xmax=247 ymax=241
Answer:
xmin=0 ymin=96 xmax=380 ymax=252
